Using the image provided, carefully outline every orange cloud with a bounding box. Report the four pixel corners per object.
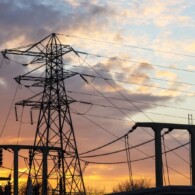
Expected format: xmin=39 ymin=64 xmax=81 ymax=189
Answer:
xmin=156 ymin=70 xmax=177 ymax=80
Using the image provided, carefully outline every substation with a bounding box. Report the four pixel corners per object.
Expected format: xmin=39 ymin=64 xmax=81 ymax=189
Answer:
xmin=0 ymin=33 xmax=195 ymax=194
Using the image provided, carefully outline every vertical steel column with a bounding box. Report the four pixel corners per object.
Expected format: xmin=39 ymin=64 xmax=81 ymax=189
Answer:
xmin=42 ymin=148 xmax=48 ymax=195
xmin=190 ymin=130 xmax=195 ymax=185
xmin=153 ymin=127 xmax=163 ymax=187
xmin=13 ymin=148 xmax=19 ymax=195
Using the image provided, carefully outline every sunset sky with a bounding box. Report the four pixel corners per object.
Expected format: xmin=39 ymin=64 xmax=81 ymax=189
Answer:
xmin=0 ymin=0 xmax=195 ymax=193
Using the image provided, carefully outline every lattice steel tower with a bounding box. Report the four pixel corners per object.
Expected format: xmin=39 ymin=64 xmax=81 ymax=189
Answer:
xmin=2 ymin=33 xmax=86 ymax=194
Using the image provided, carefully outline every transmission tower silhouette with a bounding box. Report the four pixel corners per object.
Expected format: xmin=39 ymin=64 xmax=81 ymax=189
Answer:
xmin=2 ymin=33 xmax=86 ymax=194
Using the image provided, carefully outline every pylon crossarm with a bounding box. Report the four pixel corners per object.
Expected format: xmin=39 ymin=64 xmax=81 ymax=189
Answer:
xmin=14 ymin=71 xmax=78 ymax=87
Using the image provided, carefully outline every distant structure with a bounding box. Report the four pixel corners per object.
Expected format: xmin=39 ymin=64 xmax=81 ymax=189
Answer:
xmin=109 ymin=122 xmax=195 ymax=195
xmin=135 ymin=122 xmax=195 ymax=187
xmin=1 ymin=33 xmax=86 ymax=195
xmin=108 ymin=186 xmax=195 ymax=195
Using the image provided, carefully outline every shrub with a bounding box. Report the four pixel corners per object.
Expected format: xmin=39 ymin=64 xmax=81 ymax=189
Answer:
xmin=112 ymin=178 xmax=151 ymax=193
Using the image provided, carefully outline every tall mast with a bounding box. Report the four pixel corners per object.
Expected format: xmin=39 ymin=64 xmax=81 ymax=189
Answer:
xmin=1 ymin=33 xmax=86 ymax=194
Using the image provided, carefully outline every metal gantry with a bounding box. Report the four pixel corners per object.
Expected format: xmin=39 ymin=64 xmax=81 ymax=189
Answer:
xmin=135 ymin=122 xmax=195 ymax=187
xmin=1 ymin=33 xmax=86 ymax=194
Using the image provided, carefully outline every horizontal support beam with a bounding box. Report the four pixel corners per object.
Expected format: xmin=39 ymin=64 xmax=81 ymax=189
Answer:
xmin=136 ymin=122 xmax=195 ymax=131
xmin=0 ymin=177 xmax=11 ymax=181
xmin=0 ymin=145 xmax=61 ymax=151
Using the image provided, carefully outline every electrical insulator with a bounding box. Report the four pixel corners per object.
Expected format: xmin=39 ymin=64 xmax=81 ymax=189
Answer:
xmin=0 ymin=149 xmax=3 ymax=167
xmin=15 ymin=106 xmax=18 ymax=121
xmin=29 ymin=150 xmax=32 ymax=167
xmin=30 ymin=110 xmax=33 ymax=125
xmin=58 ymin=151 xmax=61 ymax=169
xmin=58 ymin=159 xmax=61 ymax=169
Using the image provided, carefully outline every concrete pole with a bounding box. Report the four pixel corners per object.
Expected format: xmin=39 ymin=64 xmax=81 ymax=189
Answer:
xmin=153 ymin=128 xmax=163 ymax=187
xmin=13 ymin=148 xmax=19 ymax=195
xmin=42 ymin=149 xmax=48 ymax=195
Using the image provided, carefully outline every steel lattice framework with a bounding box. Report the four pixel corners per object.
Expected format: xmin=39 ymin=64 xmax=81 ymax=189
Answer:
xmin=2 ymin=33 xmax=86 ymax=194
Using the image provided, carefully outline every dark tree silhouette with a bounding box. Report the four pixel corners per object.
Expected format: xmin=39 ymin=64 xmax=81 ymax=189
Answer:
xmin=113 ymin=178 xmax=151 ymax=193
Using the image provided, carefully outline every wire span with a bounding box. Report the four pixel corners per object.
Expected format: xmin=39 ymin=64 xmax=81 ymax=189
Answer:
xmin=80 ymin=138 xmax=154 ymax=158
xmin=59 ymin=34 xmax=195 ymax=58
xmin=80 ymin=142 xmax=189 ymax=164
xmin=0 ymin=85 xmax=19 ymax=139
xmin=79 ymin=126 xmax=136 ymax=155
xmin=65 ymin=64 xmax=195 ymax=87
xmin=77 ymin=53 xmax=191 ymax=154
xmin=75 ymin=100 xmax=192 ymax=121
xmin=68 ymin=90 xmax=195 ymax=112
xmin=81 ymin=73 xmax=195 ymax=95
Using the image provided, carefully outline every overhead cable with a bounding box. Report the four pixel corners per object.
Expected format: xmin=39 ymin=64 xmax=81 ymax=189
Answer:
xmin=0 ymin=84 xmax=19 ymax=139
xmin=68 ymin=90 xmax=195 ymax=112
xmin=65 ymin=64 xmax=195 ymax=87
xmin=59 ymin=34 xmax=195 ymax=58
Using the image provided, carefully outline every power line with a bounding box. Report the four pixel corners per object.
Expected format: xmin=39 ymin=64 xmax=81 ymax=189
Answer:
xmin=78 ymin=60 xmax=182 ymax=128
xmin=71 ymin=107 xmax=126 ymax=140
xmin=77 ymin=56 xmax=191 ymax=155
xmin=81 ymin=73 xmax=195 ymax=95
xmin=107 ymin=78 xmax=191 ymax=152
xmin=75 ymin=100 xmax=192 ymax=121
xmin=0 ymin=84 xmax=19 ymax=139
xmin=78 ymin=115 xmax=189 ymax=165
xmin=77 ymin=54 xmax=190 ymax=154
xmin=1 ymin=34 xmax=192 ymax=187
xmin=85 ymin=53 xmax=195 ymax=72
xmin=1 ymin=166 xmax=29 ymax=176
xmin=166 ymin=132 xmax=189 ymax=151
xmin=59 ymin=34 xmax=195 ymax=58
xmin=80 ymin=140 xmax=189 ymax=159
xmin=164 ymin=144 xmax=189 ymax=165
xmin=81 ymin=159 xmax=190 ymax=180
xmin=65 ymin=64 xmax=195 ymax=87
xmin=81 ymin=137 xmax=189 ymax=165
xmin=80 ymin=73 xmax=137 ymax=125
xmin=74 ymin=94 xmax=195 ymax=154
xmin=16 ymin=106 xmax=24 ymax=145
xmin=80 ymin=138 xmax=154 ymax=158
xmin=82 ymin=77 xmax=190 ymax=155
xmin=88 ymin=78 xmax=154 ymax=137
xmin=81 ymin=142 xmax=189 ymax=164
xmin=73 ymin=107 xmax=154 ymax=158
xmin=72 ymin=111 xmax=131 ymax=122
xmin=162 ymin=135 xmax=170 ymax=185
xmin=79 ymin=128 xmax=132 ymax=155
xmin=75 ymin=102 xmax=189 ymax=168
xmin=78 ymin=56 xmax=154 ymax=137
xmin=74 ymin=89 xmax=190 ymax=155
xmin=80 ymin=141 xmax=190 ymax=181
xmin=68 ymin=90 xmax=195 ymax=112
xmin=125 ymin=134 xmax=133 ymax=183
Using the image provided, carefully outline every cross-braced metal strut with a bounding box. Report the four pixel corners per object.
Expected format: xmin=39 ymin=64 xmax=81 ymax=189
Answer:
xmin=1 ymin=33 xmax=86 ymax=195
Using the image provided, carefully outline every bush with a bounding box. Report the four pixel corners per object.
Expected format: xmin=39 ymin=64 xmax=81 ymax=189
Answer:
xmin=112 ymin=178 xmax=151 ymax=193
xmin=86 ymin=186 xmax=106 ymax=195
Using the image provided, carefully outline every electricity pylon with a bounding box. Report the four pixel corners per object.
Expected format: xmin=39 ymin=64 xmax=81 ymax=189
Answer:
xmin=2 ymin=33 xmax=86 ymax=194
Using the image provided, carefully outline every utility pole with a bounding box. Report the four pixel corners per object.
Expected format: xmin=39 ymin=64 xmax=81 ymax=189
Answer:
xmin=1 ymin=33 xmax=86 ymax=194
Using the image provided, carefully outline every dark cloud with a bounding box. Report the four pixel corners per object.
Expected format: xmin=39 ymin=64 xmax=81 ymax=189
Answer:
xmin=0 ymin=0 xmax=60 ymax=45
xmin=0 ymin=0 xmax=114 ymax=47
